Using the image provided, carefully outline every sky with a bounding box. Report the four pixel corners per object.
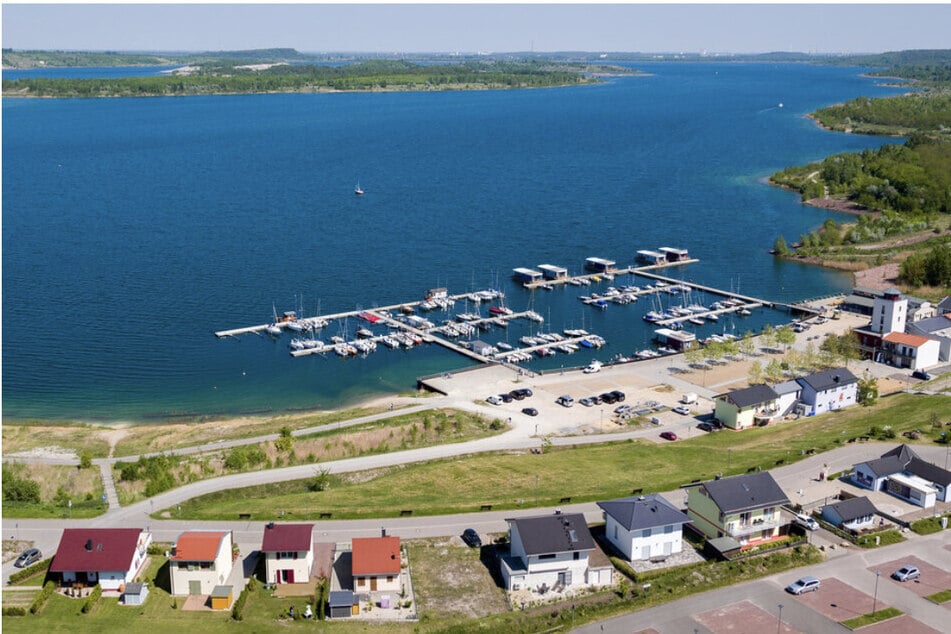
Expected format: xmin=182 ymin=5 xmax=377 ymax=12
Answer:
xmin=2 ymin=3 xmax=950 ymax=55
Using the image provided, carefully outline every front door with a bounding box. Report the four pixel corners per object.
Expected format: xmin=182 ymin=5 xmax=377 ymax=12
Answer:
xmin=189 ymin=580 xmax=201 ymax=595
xmin=640 ymin=545 xmax=650 ymax=560
xmin=370 ymin=577 xmax=377 ymax=591
xmin=281 ymin=569 xmax=295 ymax=584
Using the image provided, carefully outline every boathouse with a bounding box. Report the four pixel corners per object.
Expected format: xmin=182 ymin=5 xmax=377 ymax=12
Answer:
xmin=636 ymin=250 xmax=667 ymax=265
xmin=538 ymin=264 xmax=568 ymax=280
xmin=584 ymin=257 xmax=616 ymax=273
xmin=658 ymin=247 xmax=690 ymax=262
xmin=512 ymin=268 xmax=543 ymax=284
xmin=653 ymin=328 xmax=696 ymax=352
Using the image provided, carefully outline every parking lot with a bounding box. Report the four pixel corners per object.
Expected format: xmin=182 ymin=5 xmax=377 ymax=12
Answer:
xmin=874 ymin=556 xmax=951 ymax=601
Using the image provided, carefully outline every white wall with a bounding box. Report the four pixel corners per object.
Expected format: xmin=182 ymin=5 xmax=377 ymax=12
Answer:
xmin=604 ymin=516 xmax=683 ymax=562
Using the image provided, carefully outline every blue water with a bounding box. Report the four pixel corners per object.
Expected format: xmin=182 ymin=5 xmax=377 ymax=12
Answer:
xmin=2 ymin=65 xmax=179 ymax=80
xmin=2 ymin=63 xmax=906 ymax=421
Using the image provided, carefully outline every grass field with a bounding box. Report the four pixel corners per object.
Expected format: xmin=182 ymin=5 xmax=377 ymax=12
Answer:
xmin=2 ymin=463 xmax=106 ymax=519
xmin=171 ymin=392 xmax=951 ymax=521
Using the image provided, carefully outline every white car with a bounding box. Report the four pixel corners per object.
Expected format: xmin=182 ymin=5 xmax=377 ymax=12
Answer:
xmin=673 ymin=405 xmax=691 ymax=415
xmin=794 ymin=514 xmax=819 ymax=531
xmin=556 ymin=395 xmax=575 ymax=408
xmin=582 ymin=361 xmax=602 ymax=374
xmin=486 ymin=395 xmax=501 ymax=405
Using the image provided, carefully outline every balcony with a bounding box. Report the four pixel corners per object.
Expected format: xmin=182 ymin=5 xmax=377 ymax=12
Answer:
xmin=727 ymin=516 xmax=783 ymax=538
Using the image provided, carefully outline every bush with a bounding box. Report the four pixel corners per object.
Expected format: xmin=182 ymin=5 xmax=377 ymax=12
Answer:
xmin=231 ymin=579 xmax=252 ymax=620
xmin=82 ymin=584 xmax=102 ymax=613
xmin=29 ymin=580 xmax=56 ymax=614
xmin=8 ymin=557 xmax=52 ymax=585
xmin=2 ymin=465 xmax=41 ymax=503
xmin=2 ymin=606 xmax=27 ymax=617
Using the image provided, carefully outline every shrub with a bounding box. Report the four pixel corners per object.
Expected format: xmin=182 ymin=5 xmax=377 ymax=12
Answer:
xmin=2 ymin=606 xmax=27 ymax=617
xmin=8 ymin=557 xmax=52 ymax=585
xmin=82 ymin=584 xmax=102 ymax=613
xmin=2 ymin=465 xmax=41 ymax=503
xmin=231 ymin=579 xmax=252 ymax=620
xmin=29 ymin=580 xmax=56 ymax=614
xmin=79 ymin=451 xmax=93 ymax=469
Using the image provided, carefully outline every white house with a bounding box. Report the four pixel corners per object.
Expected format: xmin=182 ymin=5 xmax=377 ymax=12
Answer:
xmin=852 ymin=444 xmax=951 ymax=509
xmin=261 ymin=523 xmax=314 ymax=585
xmin=881 ymin=332 xmax=940 ymax=370
xmin=907 ymin=313 xmax=951 ymax=362
xmin=821 ymin=496 xmax=878 ymax=532
xmin=49 ymin=528 xmax=152 ymax=591
xmin=169 ymin=531 xmax=234 ymax=596
xmin=771 ymin=380 xmax=803 ymax=417
xmin=796 ymin=367 xmax=858 ymax=415
xmin=597 ymin=495 xmax=691 ymax=562
xmin=500 ymin=512 xmax=612 ymax=593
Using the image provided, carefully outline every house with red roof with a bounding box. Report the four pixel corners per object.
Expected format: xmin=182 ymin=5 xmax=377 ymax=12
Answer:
xmin=49 ymin=528 xmax=152 ymax=591
xmin=351 ymin=536 xmax=401 ymax=592
xmin=169 ymin=530 xmax=234 ymax=596
xmin=881 ymin=331 xmax=940 ymax=371
xmin=261 ymin=523 xmax=314 ymax=585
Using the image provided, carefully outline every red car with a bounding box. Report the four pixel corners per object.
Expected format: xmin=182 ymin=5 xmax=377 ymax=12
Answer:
xmin=660 ymin=431 xmax=678 ymax=441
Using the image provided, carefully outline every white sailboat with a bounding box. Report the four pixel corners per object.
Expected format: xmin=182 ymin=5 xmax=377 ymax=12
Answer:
xmin=354 ymin=182 xmax=364 ymax=196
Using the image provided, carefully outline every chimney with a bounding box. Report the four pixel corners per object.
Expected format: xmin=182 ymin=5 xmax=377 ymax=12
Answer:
xmin=381 ymin=528 xmax=386 ymax=537
xmin=85 ymin=539 xmax=93 ymax=551
xmin=267 ymin=522 xmax=275 ymax=529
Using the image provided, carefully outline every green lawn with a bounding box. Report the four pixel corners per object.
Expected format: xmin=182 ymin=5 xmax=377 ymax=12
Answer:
xmin=170 ymin=393 xmax=951 ymax=521
xmin=927 ymin=589 xmax=951 ymax=604
xmin=841 ymin=607 xmax=903 ymax=629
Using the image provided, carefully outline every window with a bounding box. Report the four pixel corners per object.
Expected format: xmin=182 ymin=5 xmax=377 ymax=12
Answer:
xmin=664 ymin=524 xmax=674 ymax=534
xmin=357 ymin=578 xmax=365 ymax=587
xmin=642 ymin=528 xmax=652 ymax=538
xmin=387 ymin=576 xmax=394 ymax=583
xmin=613 ymin=525 xmax=618 ymax=540
xmin=538 ymin=553 xmax=556 ymax=560
xmin=573 ymin=552 xmax=579 ymax=560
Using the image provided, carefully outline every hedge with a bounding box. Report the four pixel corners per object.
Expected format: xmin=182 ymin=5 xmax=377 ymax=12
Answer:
xmin=231 ymin=578 xmax=254 ymax=621
xmin=29 ymin=580 xmax=56 ymax=614
xmin=2 ymin=606 xmax=28 ymax=617
xmin=8 ymin=557 xmax=52 ymax=585
xmin=82 ymin=584 xmax=102 ymax=614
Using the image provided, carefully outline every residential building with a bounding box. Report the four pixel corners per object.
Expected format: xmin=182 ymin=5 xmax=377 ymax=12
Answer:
xmin=852 ymin=444 xmax=951 ymax=509
xmin=261 ymin=523 xmax=314 ymax=585
xmin=169 ymin=531 xmax=234 ymax=596
xmin=796 ymin=367 xmax=858 ymax=415
xmin=500 ymin=512 xmax=613 ymax=593
xmin=821 ymin=497 xmax=878 ymax=532
xmin=772 ymin=380 xmax=803 ymax=417
xmin=49 ymin=528 xmax=152 ymax=591
xmin=713 ymin=384 xmax=780 ymax=430
xmin=686 ymin=472 xmax=790 ymax=547
xmin=351 ymin=536 xmax=401 ymax=593
xmin=907 ymin=313 xmax=951 ymax=362
xmin=597 ymin=495 xmax=691 ymax=562
xmin=881 ymin=332 xmax=940 ymax=370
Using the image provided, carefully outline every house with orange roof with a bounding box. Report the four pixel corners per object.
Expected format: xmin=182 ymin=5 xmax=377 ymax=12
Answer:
xmin=169 ymin=530 xmax=234 ymax=596
xmin=351 ymin=536 xmax=401 ymax=593
xmin=881 ymin=331 xmax=940 ymax=371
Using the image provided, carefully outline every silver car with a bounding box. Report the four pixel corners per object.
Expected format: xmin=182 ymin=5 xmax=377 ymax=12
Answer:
xmin=891 ymin=565 xmax=920 ymax=582
xmin=786 ymin=576 xmax=821 ymax=594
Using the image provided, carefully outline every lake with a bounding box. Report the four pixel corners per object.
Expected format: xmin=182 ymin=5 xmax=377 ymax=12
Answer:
xmin=1 ymin=62 xmax=906 ymax=421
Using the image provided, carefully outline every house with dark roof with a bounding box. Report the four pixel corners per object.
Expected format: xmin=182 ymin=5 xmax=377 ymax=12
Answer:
xmin=853 ymin=444 xmax=951 ymax=508
xmin=907 ymin=313 xmax=951 ymax=363
xmin=261 ymin=523 xmax=314 ymax=585
xmin=796 ymin=367 xmax=858 ymax=415
xmin=169 ymin=530 xmax=234 ymax=596
xmin=821 ymin=496 xmax=878 ymax=532
xmin=351 ymin=536 xmax=401 ymax=593
xmin=713 ymin=384 xmax=780 ymax=430
xmin=598 ymin=495 xmax=691 ymax=562
xmin=500 ymin=512 xmax=613 ymax=593
xmin=686 ymin=472 xmax=790 ymax=546
xmin=49 ymin=528 xmax=152 ymax=591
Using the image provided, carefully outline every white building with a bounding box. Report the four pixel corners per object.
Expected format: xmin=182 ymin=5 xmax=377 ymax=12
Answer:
xmin=852 ymin=444 xmax=951 ymax=509
xmin=881 ymin=332 xmax=941 ymax=370
xmin=796 ymin=367 xmax=858 ymax=415
xmin=821 ymin=497 xmax=878 ymax=531
xmin=261 ymin=523 xmax=314 ymax=585
xmin=500 ymin=512 xmax=612 ymax=593
xmin=50 ymin=528 xmax=152 ymax=591
xmin=597 ymin=495 xmax=691 ymax=562
xmin=169 ymin=531 xmax=234 ymax=596
xmin=869 ymin=288 xmax=907 ymax=334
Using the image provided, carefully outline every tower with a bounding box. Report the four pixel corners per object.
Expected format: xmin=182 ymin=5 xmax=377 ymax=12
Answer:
xmin=870 ymin=288 xmax=906 ymax=335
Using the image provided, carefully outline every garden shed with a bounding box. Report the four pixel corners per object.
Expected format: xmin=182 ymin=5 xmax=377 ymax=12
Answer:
xmin=328 ymin=590 xmax=355 ymax=618
xmin=210 ymin=585 xmax=233 ymax=610
xmin=122 ymin=582 xmax=148 ymax=606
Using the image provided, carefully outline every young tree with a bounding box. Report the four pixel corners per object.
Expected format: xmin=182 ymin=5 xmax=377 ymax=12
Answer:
xmin=765 ymin=359 xmax=785 ymax=383
xmin=748 ymin=360 xmax=763 ymax=385
xmin=760 ymin=324 xmax=777 ymax=353
xmin=739 ymin=331 xmax=756 ymax=357
xmin=857 ymin=375 xmax=879 ymax=407
xmin=775 ymin=325 xmax=797 ymax=352
xmin=773 ymin=235 xmax=790 ymax=256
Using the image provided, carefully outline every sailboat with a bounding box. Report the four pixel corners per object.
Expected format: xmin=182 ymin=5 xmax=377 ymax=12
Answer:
xmin=354 ymin=182 xmax=364 ymax=196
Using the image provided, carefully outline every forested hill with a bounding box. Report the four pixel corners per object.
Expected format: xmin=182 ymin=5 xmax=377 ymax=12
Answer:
xmin=1 ymin=47 xmax=314 ymax=69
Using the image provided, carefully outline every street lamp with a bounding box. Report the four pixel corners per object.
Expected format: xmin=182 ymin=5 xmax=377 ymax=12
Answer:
xmin=777 ymin=603 xmax=784 ymax=634
xmin=872 ymin=571 xmax=880 ymax=615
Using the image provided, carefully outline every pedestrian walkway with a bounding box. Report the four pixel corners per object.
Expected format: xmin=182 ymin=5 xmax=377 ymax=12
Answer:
xmin=98 ymin=461 xmax=120 ymax=510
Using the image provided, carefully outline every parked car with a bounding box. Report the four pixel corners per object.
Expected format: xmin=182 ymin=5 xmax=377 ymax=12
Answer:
xmin=461 ymin=528 xmax=482 ymax=548
xmin=599 ymin=392 xmax=618 ymax=404
xmin=500 ymin=393 xmax=514 ymax=403
xmin=891 ymin=565 xmax=920 ymax=582
xmin=486 ymin=395 xmax=501 ymax=405
xmin=14 ymin=548 xmax=42 ymax=568
xmin=609 ymin=390 xmax=626 ymax=402
xmin=509 ymin=388 xmax=533 ymax=400
xmin=522 ymin=407 xmax=538 ymax=417
xmin=697 ymin=422 xmax=717 ymax=433
xmin=614 ymin=404 xmax=633 ymax=415
xmin=583 ymin=361 xmax=602 ymax=374
xmin=912 ymin=369 xmax=932 ymax=381
xmin=673 ymin=405 xmax=691 ymax=415
xmin=556 ymin=395 xmax=575 ymax=408
xmin=660 ymin=431 xmax=678 ymax=441
xmin=588 ymin=395 xmax=603 ymax=405
xmin=786 ymin=576 xmax=821 ymax=594
xmin=793 ymin=514 xmax=819 ymax=531
xmin=579 ymin=397 xmax=595 ymax=407
xmin=650 ymin=417 xmax=661 ymax=425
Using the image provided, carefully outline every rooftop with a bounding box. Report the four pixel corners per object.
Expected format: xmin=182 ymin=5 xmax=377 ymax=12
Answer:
xmin=797 ymin=367 xmax=858 ymax=392
xmin=171 ymin=531 xmax=229 ymax=562
xmin=719 ymin=384 xmax=779 ymax=408
xmin=50 ymin=528 xmax=146 ymax=574
xmin=699 ymin=472 xmax=789 ymax=514
xmin=597 ymin=494 xmax=690 ymax=531
xmin=825 ymin=496 xmax=877 ymax=522
xmin=261 ymin=523 xmax=313 ymax=553
xmin=351 ymin=536 xmax=400 ymax=576
xmin=507 ymin=512 xmax=595 ymax=556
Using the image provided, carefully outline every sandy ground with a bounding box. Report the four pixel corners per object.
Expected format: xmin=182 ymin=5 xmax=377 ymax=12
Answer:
xmin=853 ymin=263 xmax=901 ymax=291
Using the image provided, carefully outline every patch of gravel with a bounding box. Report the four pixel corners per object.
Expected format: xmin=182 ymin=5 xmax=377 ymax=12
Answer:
xmin=625 ymin=545 xmax=706 ymax=573
xmin=5 ymin=446 xmax=78 ymax=461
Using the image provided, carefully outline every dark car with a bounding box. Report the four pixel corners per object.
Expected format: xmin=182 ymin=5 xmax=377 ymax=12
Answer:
xmin=912 ymin=370 xmax=932 ymax=381
xmin=599 ymin=392 xmax=618 ymax=404
xmin=500 ymin=393 xmax=514 ymax=403
xmin=697 ymin=422 xmax=716 ymax=432
xmin=660 ymin=431 xmax=678 ymax=441
xmin=509 ymin=388 xmax=533 ymax=401
xmin=522 ymin=407 xmax=538 ymax=417
xmin=609 ymin=390 xmax=626 ymax=402
xmin=589 ymin=395 xmax=603 ymax=405
xmin=14 ymin=548 xmax=42 ymax=568
xmin=461 ymin=528 xmax=482 ymax=548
